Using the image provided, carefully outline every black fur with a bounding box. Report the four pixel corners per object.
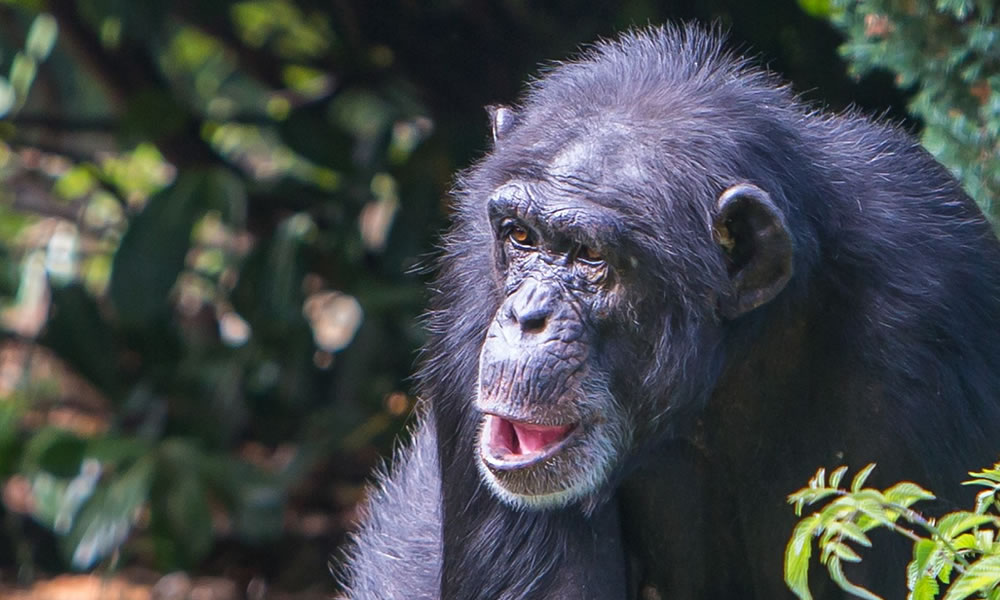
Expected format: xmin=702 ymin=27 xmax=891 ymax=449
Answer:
xmin=342 ymin=24 xmax=1000 ymax=599
xmin=337 ymin=413 xmax=442 ymax=599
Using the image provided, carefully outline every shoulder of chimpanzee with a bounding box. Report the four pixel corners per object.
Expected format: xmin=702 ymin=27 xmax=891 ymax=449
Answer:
xmin=336 ymin=412 xmax=442 ymax=600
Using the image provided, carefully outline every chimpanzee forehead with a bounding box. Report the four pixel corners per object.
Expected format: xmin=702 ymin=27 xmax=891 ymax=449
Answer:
xmin=549 ymin=132 xmax=646 ymax=184
xmin=482 ymin=130 xmax=673 ymax=227
xmin=537 ymin=115 xmax=656 ymax=189
xmin=483 ymin=107 xmax=704 ymax=218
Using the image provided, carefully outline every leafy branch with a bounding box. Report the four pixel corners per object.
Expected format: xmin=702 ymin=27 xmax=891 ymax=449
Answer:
xmin=785 ymin=464 xmax=1000 ymax=600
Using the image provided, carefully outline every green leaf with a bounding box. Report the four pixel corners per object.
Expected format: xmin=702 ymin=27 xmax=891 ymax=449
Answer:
xmin=830 ymin=520 xmax=873 ymax=548
xmin=41 ymin=284 xmax=120 ymax=399
xmin=940 ymin=560 xmax=953 ymax=584
xmin=975 ymin=529 xmax=996 ymax=553
xmin=974 ymin=489 xmax=999 ymax=514
xmin=8 ymin=52 xmax=36 ymax=105
xmin=789 ymin=487 xmax=841 ymax=514
xmin=63 ymin=455 xmax=155 ymax=570
xmin=911 ymin=575 xmax=940 ymax=600
xmin=832 ymin=541 xmax=862 ymax=563
xmin=910 ymin=538 xmax=939 ymax=582
xmin=0 ymin=395 xmax=24 ymax=477
xmin=830 ymin=466 xmax=849 ymax=490
xmin=798 ymin=0 xmax=834 ymax=17
xmin=815 ymin=468 xmax=827 ymax=489
xmin=852 ymin=464 xmax=877 ymax=492
xmin=150 ymin=439 xmax=214 ymax=566
xmin=26 ymin=447 xmax=101 ymax=535
xmin=0 ymin=78 xmax=14 ymax=118
xmin=198 ymin=454 xmax=285 ymax=542
xmin=828 ymin=555 xmax=884 ymax=600
xmin=231 ymin=213 xmax=313 ymax=332
xmin=943 ymin=554 xmax=1000 ymax=600
xmin=885 ymin=482 xmax=936 ymax=508
xmin=786 ymin=513 xmax=821 ymax=600
xmin=937 ymin=512 xmax=996 ymax=538
xmin=109 ymin=169 xmax=245 ymax=325
xmin=54 ymin=165 xmax=97 ymax=200
xmin=22 ymin=427 xmax=86 ymax=478
xmin=157 ymin=467 xmax=213 ymax=566
xmin=85 ymin=436 xmax=151 ymax=468
xmin=25 ymin=13 xmax=58 ymax=60
xmin=967 ymin=466 xmax=1000 ymax=486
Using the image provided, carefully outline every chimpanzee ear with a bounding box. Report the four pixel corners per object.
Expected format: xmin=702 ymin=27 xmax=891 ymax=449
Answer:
xmin=487 ymin=105 xmax=517 ymax=143
xmin=712 ymin=183 xmax=794 ymax=319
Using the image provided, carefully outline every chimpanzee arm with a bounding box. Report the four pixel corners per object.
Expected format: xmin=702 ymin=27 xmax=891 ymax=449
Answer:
xmin=337 ymin=411 xmax=442 ymax=600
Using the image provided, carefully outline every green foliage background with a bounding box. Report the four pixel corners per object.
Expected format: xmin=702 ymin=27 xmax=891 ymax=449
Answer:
xmin=0 ymin=0 xmax=993 ymax=594
xmin=827 ymin=0 xmax=999 ymax=216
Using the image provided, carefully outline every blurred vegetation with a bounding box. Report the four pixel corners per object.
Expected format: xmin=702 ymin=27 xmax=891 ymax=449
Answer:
xmin=826 ymin=0 xmax=999 ymax=217
xmin=0 ymin=0 xmax=986 ymax=596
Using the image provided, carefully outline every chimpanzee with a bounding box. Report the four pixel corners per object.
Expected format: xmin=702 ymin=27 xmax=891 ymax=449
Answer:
xmin=339 ymin=24 xmax=1000 ymax=599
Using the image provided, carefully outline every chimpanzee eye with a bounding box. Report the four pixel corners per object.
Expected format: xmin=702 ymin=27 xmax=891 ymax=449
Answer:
xmin=506 ymin=224 xmax=535 ymax=249
xmin=576 ymin=244 xmax=604 ymax=265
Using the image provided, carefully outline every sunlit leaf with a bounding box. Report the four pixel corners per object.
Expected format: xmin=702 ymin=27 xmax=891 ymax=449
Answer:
xmin=828 ymin=556 xmax=883 ymax=600
xmin=28 ymin=460 xmax=101 ymax=534
xmin=282 ymin=64 xmax=333 ymax=99
xmin=786 ymin=513 xmax=821 ymax=600
xmin=64 ymin=456 xmax=155 ymax=569
xmin=910 ymin=538 xmax=939 ymax=582
xmin=852 ymin=464 xmax=877 ymax=492
xmin=832 ymin=541 xmax=862 ymax=563
xmin=942 ymin=555 xmax=1000 ymax=600
xmin=825 ymin=520 xmax=872 ymax=548
xmin=937 ymin=512 xmax=996 ymax=538
xmin=911 ymin=575 xmax=940 ymax=600
xmin=967 ymin=466 xmax=1000 ymax=486
xmin=798 ymin=0 xmax=834 ymax=17
xmin=54 ymin=165 xmax=97 ymax=200
xmin=830 ymin=465 xmax=849 ymax=490
xmin=25 ymin=13 xmax=58 ymax=60
xmin=9 ymin=52 xmax=37 ymax=103
xmin=884 ymin=482 xmax=935 ymax=509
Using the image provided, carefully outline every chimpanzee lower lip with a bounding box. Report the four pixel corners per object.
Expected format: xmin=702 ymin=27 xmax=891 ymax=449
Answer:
xmin=480 ymin=413 xmax=579 ymax=471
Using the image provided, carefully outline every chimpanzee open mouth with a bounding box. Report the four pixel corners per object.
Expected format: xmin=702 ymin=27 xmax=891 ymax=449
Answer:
xmin=480 ymin=413 xmax=579 ymax=470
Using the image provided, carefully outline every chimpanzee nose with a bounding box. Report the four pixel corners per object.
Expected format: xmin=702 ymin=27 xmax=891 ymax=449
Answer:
xmin=505 ymin=280 xmax=556 ymax=335
xmin=516 ymin=307 xmax=551 ymax=334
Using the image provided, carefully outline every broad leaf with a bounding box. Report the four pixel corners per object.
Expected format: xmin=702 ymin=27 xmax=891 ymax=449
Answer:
xmin=786 ymin=513 xmax=821 ymax=600
xmin=42 ymin=284 xmax=120 ymax=399
xmin=63 ymin=456 xmax=155 ymax=570
xmin=109 ymin=169 xmax=245 ymax=325
xmin=943 ymin=555 xmax=1000 ymax=600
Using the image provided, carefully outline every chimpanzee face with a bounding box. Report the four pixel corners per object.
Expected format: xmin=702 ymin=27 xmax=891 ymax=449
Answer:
xmin=473 ymin=111 xmax=794 ymax=509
